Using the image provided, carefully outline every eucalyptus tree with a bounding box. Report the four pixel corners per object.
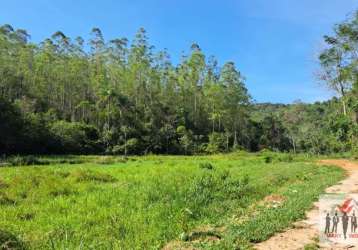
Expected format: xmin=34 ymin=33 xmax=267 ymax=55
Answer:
xmin=220 ymin=62 xmax=250 ymax=149
xmin=203 ymin=56 xmax=225 ymax=133
xmin=0 ymin=24 xmax=31 ymax=101
xmin=4 ymin=20 xmax=358 ymax=155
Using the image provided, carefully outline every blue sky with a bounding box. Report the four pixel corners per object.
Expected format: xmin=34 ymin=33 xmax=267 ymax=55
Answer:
xmin=0 ymin=0 xmax=357 ymax=103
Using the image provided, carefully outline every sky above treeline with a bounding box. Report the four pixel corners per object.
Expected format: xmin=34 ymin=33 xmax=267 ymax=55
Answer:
xmin=0 ymin=0 xmax=357 ymax=103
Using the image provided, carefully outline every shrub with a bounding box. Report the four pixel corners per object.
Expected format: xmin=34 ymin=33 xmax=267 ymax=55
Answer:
xmin=264 ymin=155 xmax=272 ymax=163
xmin=0 ymin=98 xmax=25 ymax=155
xmin=221 ymin=174 xmax=250 ymax=200
xmin=186 ymin=173 xmax=217 ymax=207
xmin=50 ymin=121 xmax=101 ymax=154
xmin=205 ymin=132 xmax=226 ymax=154
xmin=7 ymin=156 xmax=23 ymax=166
xmin=7 ymin=155 xmax=49 ymax=166
xmin=0 ymin=99 xmax=59 ymax=155
xmin=177 ymin=126 xmax=194 ymax=155
xmin=112 ymin=138 xmax=140 ymax=155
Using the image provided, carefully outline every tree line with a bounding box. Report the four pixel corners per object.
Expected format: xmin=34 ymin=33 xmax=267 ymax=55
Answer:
xmin=0 ymin=10 xmax=357 ymax=155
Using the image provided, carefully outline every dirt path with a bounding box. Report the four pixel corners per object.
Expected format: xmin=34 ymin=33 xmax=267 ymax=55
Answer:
xmin=255 ymin=159 xmax=358 ymax=250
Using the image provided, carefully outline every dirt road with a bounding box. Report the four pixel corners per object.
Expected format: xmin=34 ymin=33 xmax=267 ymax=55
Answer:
xmin=255 ymin=159 xmax=358 ymax=250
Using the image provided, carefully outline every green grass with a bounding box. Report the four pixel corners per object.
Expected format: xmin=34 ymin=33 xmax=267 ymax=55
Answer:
xmin=0 ymin=152 xmax=344 ymax=249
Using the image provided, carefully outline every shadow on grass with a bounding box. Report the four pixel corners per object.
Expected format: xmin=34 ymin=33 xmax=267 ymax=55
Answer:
xmin=0 ymin=230 xmax=27 ymax=250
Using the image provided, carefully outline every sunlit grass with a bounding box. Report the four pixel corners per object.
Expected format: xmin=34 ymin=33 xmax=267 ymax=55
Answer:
xmin=0 ymin=152 xmax=344 ymax=249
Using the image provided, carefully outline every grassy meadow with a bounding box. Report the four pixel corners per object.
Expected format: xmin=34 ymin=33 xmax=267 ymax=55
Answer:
xmin=0 ymin=152 xmax=344 ymax=249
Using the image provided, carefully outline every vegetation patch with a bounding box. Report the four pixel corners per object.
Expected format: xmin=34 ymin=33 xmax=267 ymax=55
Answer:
xmin=199 ymin=162 xmax=215 ymax=170
xmin=0 ymin=153 xmax=345 ymax=249
xmin=48 ymin=185 xmax=77 ymax=197
xmin=180 ymin=225 xmax=223 ymax=243
xmin=1 ymin=13 xmax=356 ymax=157
xmin=93 ymin=156 xmax=128 ymax=165
xmin=0 ymin=192 xmax=16 ymax=205
xmin=16 ymin=212 xmax=35 ymax=221
xmin=7 ymin=155 xmax=45 ymax=166
xmin=0 ymin=179 xmax=9 ymax=189
xmin=53 ymin=170 xmax=70 ymax=178
xmin=0 ymin=230 xmax=27 ymax=250
xmin=263 ymin=194 xmax=286 ymax=208
xmin=71 ymin=169 xmax=118 ymax=183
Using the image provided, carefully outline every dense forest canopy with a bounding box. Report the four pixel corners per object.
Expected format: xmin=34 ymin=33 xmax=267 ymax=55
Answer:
xmin=0 ymin=11 xmax=357 ymax=155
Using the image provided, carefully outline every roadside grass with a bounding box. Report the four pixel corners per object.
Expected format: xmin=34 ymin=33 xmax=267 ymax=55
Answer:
xmin=208 ymin=163 xmax=343 ymax=250
xmin=0 ymin=152 xmax=344 ymax=249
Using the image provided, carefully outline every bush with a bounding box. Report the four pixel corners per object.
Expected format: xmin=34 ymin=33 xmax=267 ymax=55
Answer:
xmin=0 ymin=98 xmax=100 ymax=155
xmin=7 ymin=156 xmax=24 ymax=166
xmin=264 ymin=155 xmax=272 ymax=163
xmin=8 ymin=155 xmax=40 ymax=166
xmin=50 ymin=121 xmax=101 ymax=154
xmin=21 ymin=113 xmax=56 ymax=154
xmin=205 ymin=132 xmax=226 ymax=154
xmin=6 ymin=155 xmax=51 ymax=166
xmin=0 ymin=98 xmax=25 ymax=154
xmin=112 ymin=138 xmax=140 ymax=155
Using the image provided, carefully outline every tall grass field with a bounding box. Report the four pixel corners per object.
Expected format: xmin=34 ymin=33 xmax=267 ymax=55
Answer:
xmin=0 ymin=152 xmax=344 ymax=249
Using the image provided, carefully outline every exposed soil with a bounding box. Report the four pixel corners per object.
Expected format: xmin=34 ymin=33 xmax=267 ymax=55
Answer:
xmin=255 ymin=159 xmax=358 ymax=250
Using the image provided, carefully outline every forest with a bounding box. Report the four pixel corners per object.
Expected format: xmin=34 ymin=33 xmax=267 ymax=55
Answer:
xmin=0 ymin=11 xmax=357 ymax=156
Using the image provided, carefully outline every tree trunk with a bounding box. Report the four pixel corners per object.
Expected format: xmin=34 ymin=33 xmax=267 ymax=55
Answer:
xmin=194 ymin=93 xmax=197 ymax=126
xmin=290 ymin=136 xmax=296 ymax=154
xmin=124 ymin=132 xmax=127 ymax=156
xmin=342 ymin=98 xmax=347 ymax=116
xmin=339 ymin=81 xmax=347 ymax=116
xmin=166 ymin=136 xmax=169 ymax=155
xmin=233 ymin=130 xmax=238 ymax=149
